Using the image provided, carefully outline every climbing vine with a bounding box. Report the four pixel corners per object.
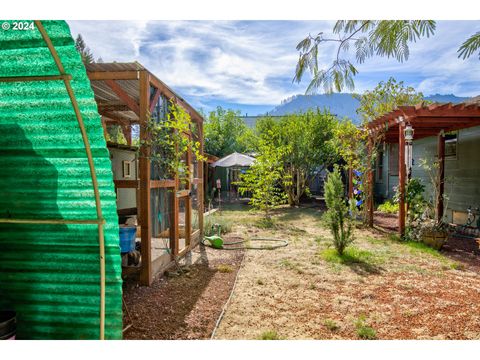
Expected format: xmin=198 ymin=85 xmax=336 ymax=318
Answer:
xmin=140 ymin=100 xmax=205 ymax=184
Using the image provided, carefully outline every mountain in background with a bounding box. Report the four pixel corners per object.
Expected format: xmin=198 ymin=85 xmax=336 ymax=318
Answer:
xmin=266 ymin=93 xmax=471 ymax=124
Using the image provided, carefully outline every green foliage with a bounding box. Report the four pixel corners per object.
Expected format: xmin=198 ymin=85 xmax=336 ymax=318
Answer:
xmin=458 ymin=31 xmax=480 ymax=59
xmin=217 ymin=264 xmax=234 ymax=273
xmin=355 ymin=316 xmax=377 ymax=340
xmin=294 ymin=21 xmax=436 ymax=93
xmin=106 ymin=124 xmax=127 ymax=145
xmin=324 ymin=319 xmax=339 ymax=331
xmin=142 ymin=101 xmax=205 ymax=184
xmin=324 ymin=166 xmax=355 ymax=255
xmin=258 ymin=330 xmax=281 ymax=340
xmin=349 ymin=78 xmax=425 ymax=224
xmin=394 ymin=177 xmax=427 ymax=239
xmin=255 ymin=109 xmax=339 ymax=206
xmin=74 ymin=34 xmax=94 ymax=65
xmin=204 ymin=106 xmax=254 ymax=157
xmin=319 ymin=247 xmax=375 ymax=265
xmin=377 ymin=200 xmax=399 ymax=214
xmin=237 ymin=138 xmax=289 ymax=217
xmin=355 ymin=78 xmax=426 ymax=124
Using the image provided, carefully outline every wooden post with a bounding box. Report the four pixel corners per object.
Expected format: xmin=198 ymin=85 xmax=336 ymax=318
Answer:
xmin=367 ymin=139 xmax=374 ymax=227
xmin=398 ymin=121 xmax=406 ymax=238
xmin=437 ymin=130 xmax=445 ymax=222
xmin=139 ymin=71 xmax=152 ymax=286
xmin=198 ymin=121 xmax=205 ymax=240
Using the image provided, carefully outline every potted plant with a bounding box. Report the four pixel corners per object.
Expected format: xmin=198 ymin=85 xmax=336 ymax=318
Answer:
xmin=394 ymin=158 xmax=451 ymax=249
xmin=416 ymin=158 xmax=451 ymax=249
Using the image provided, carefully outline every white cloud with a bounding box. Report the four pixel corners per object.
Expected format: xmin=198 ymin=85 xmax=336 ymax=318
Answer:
xmin=68 ymin=20 xmax=480 ymax=109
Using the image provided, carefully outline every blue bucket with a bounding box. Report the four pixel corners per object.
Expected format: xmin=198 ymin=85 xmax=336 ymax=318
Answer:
xmin=119 ymin=226 xmax=137 ymax=253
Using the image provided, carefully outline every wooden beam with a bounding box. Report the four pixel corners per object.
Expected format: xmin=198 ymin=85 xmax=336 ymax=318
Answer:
xmin=87 ymin=70 xmax=139 ymax=81
xmin=100 ymin=117 xmax=108 ymax=140
xmin=150 ymin=179 xmax=176 ymax=188
xmin=114 ymin=180 xmax=139 ymax=189
xmin=97 ymin=104 xmax=133 ymax=112
xmin=398 ymin=121 xmax=406 ymax=238
xmin=367 ymin=139 xmax=374 ymax=228
xmin=139 ymin=71 xmax=152 ymax=286
xmin=148 ymin=75 xmax=203 ymax=123
xmin=437 ymin=131 xmax=445 ymax=222
xmin=198 ymin=121 xmax=205 ymax=243
xmin=104 ymin=79 xmax=140 ymax=116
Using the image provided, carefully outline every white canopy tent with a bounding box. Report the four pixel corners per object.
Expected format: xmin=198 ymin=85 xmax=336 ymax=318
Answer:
xmin=211 ymin=152 xmax=255 ymax=168
xmin=211 ymin=152 xmax=255 ymax=200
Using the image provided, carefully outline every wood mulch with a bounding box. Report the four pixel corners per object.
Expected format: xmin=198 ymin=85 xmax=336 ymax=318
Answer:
xmin=122 ymin=244 xmax=244 ymax=339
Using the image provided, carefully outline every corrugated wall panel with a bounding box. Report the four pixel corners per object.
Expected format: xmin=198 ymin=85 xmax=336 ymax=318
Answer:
xmin=0 ymin=20 xmax=122 ymax=339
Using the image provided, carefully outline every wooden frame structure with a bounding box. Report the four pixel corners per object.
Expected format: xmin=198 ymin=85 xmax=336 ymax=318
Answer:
xmin=365 ymin=102 xmax=480 ymax=237
xmin=86 ymin=63 xmax=204 ymax=286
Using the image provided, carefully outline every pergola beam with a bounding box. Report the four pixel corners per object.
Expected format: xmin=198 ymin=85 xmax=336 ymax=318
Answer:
xmin=104 ymin=79 xmax=140 ymax=116
xmin=88 ymin=70 xmax=139 ymax=81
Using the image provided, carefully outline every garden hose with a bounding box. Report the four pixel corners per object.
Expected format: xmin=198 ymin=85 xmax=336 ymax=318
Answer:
xmin=201 ymin=236 xmax=288 ymax=250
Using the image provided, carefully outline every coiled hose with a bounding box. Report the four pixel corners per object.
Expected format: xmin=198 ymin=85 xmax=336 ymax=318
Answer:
xmin=201 ymin=236 xmax=288 ymax=250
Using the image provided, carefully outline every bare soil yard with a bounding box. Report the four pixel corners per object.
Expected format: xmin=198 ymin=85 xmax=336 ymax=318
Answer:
xmin=213 ymin=204 xmax=480 ymax=340
xmin=123 ymin=245 xmax=244 ymax=339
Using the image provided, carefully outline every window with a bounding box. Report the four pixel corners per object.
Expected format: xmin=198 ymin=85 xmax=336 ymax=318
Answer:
xmin=389 ymin=144 xmax=399 ymax=175
xmin=445 ymin=131 xmax=458 ymax=159
xmin=122 ymin=160 xmax=132 ymax=178
xmin=376 ymin=150 xmax=384 ymax=182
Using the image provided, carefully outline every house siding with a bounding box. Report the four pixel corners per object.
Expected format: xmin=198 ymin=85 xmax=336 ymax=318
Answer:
xmin=375 ymin=125 xmax=480 ymax=223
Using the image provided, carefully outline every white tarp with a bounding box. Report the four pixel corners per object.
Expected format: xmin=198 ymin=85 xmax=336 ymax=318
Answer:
xmin=211 ymin=152 xmax=255 ymax=168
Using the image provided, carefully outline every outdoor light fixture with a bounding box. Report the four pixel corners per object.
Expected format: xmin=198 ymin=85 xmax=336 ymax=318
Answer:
xmin=404 ymin=123 xmax=414 ymax=177
xmin=404 ymin=123 xmax=414 ymax=144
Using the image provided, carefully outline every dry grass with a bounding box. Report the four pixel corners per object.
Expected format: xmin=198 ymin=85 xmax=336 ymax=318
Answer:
xmin=213 ymin=203 xmax=480 ymax=340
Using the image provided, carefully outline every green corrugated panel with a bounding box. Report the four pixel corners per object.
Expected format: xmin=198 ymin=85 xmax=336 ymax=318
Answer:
xmin=0 ymin=20 xmax=122 ymax=339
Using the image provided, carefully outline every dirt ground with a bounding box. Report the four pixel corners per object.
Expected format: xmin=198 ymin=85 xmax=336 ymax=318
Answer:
xmin=212 ymin=204 xmax=480 ymax=340
xmin=122 ymin=244 xmax=244 ymax=339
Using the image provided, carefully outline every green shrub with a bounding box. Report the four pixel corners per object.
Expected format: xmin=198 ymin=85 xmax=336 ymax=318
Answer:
xmin=319 ymin=247 xmax=375 ymax=265
xmin=258 ymin=330 xmax=281 ymax=340
xmin=217 ymin=264 xmax=234 ymax=273
xmin=355 ymin=316 xmax=377 ymax=339
xmin=377 ymin=200 xmax=399 ymax=214
xmin=324 ymin=166 xmax=355 ymax=255
xmin=204 ymin=214 xmax=232 ymax=236
xmin=324 ymin=319 xmax=339 ymax=331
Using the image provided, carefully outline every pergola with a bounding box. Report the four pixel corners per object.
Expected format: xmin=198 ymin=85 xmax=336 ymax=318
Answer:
xmin=86 ymin=62 xmax=205 ymax=286
xmin=366 ymin=102 xmax=480 ymax=236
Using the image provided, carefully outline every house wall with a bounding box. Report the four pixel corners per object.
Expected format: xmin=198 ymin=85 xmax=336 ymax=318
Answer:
xmin=108 ymin=147 xmax=137 ymax=210
xmin=375 ymin=125 xmax=480 ymax=223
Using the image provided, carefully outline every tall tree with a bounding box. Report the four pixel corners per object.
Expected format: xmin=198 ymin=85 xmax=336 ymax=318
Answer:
xmin=75 ymin=34 xmax=94 ymax=65
xmin=294 ymin=20 xmax=479 ymax=93
xmin=204 ymin=106 xmax=254 ymax=158
xmin=237 ymin=137 xmax=289 ymax=218
xmin=355 ymin=77 xmax=426 ymax=123
xmin=256 ymin=109 xmax=339 ymax=206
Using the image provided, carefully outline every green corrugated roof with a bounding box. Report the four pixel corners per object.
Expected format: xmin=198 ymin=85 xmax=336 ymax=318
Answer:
xmin=0 ymin=20 xmax=122 ymax=339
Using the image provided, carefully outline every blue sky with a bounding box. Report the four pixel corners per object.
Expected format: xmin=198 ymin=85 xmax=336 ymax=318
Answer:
xmin=68 ymin=20 xmax=480 ymax=116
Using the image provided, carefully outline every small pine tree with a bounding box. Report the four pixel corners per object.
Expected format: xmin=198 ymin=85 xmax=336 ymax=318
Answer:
xmin=75 ymin=34 xmax=94 ymax=64
xmin=324 ymin=166 xmax=355 ymax=255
